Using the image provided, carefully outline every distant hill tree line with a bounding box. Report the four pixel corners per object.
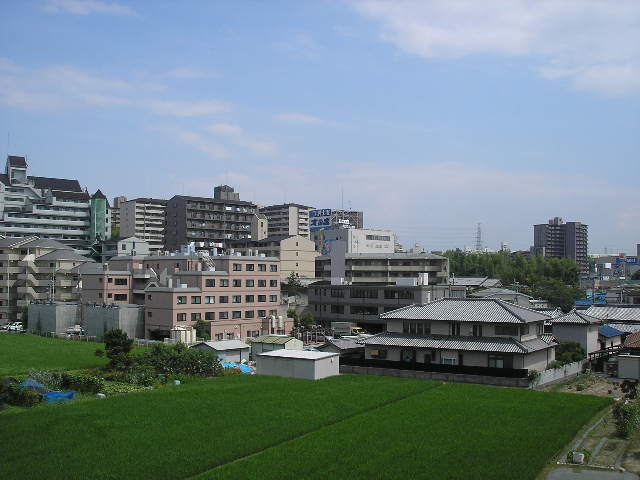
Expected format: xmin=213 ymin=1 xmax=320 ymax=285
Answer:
xmin=441 ymin=250 xmax=585 ymax=312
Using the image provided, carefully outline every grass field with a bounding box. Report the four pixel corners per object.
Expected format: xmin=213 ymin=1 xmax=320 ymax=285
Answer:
xmin=2 ymin=374 xmax=611 ymax=480
xmin=0 ymin=333 xmax=109 ymax=376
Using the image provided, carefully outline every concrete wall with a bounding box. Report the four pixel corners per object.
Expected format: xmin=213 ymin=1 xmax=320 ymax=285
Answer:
xmin=257 ymin=355 xmax=339 ymax=380
xmin=522 ymin=347 xmax=554 ymax=371
xmin=192 ymin=344 xmax=249 ymax=363
xmin=618 ymin=355 xmax=640 ymax=380
xmin=553 ymin=324 xmax=599 ymax=354
xmin=83 ymin=304 xmax=144 ymax=339
xmin=533 ymin=360 xmax=585 ymax=387
xmin=28 ymin=303 xmax=81 ymax=333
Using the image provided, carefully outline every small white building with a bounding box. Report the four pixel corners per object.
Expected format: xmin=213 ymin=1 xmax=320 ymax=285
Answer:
xmin=257 ymin=350 xmax=340 ymax=380
xmin=191 ymin=340 xmax=250 ymax=363
xmin=250 ymin=335 xmax=303 ymax=359
xmin=549 ymin=310 xmax=601 ymax=354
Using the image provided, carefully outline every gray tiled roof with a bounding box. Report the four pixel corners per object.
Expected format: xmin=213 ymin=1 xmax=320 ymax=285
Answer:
xmin=609 ymin=323 xmax=640 ymax=334
xmin=193 ymin=340 xmax=250 ymax=351
xmin=360 ymin=333 xmax=555 ymax=354
xmin=380 ymin=298 xmax=551 ymax=324
xmin=550 ymin=310 xmax=602 ymax=325
xmin=29 ymin=176 xmax=82 ymax=192
xmin=36 ymin=250 xmax=92 ymax=262
xmin=471 ymin=288 xmax=532 ymax=299
xmin=450 ymin=277 xmax=501 ymax=287
xmin=322 ymin=337 xmax=364 ymax=351
xmin=585 ymin=306 xmax=640 ymax=322
xmin=251 ymin=335 xmax=297 ymax=345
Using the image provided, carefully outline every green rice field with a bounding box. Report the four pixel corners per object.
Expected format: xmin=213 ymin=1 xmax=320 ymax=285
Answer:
xmin=2 ymin=373 xmax=610 ymax=480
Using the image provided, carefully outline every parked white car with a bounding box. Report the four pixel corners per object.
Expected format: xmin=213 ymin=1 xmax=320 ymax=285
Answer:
xmin=7 ymin=322 xmax=24 ymax=332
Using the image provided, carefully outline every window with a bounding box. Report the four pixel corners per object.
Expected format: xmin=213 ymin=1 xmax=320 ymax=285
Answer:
xmin=246 ymin=264 xmax=255 ymax=271
xmin=99 ymin=278 xmax=103 ymax=283
xmin=107 ymin=277 xmax=113 ymax=283
xmin=331 ymin=305 xmax=344 ymax=314
xmin=350 ymin=306 xmax=378 ymax=315
xmin=177 ymin=296 xmax=187 ymax=304
xmin=495 ymin=325 xmax=518 ymax=336
xmin=205 ymin=312 xmax=215 ymax=320
xmin=351 ymin=289 xmax=378 ymax=299
xmin=219 ymin=312 xmax=229 ymax=319
xmin=365 ymin=234 xmax=391 ymax=241
xmin=370 ymin=348 xmax=387 ymax=359
xmin=205 ymin=279 xmax=215 ymax=287
xmin=269 ymin=309 xmax=277 ymax=316
xmin=245 ymin=295 xmax=254 ymax=303
xmin=488 ymin=354 xmax=505 ymax=368
xmin=270 ymin=265 xmax=278 ymax=272
xmin=147 ymin=311 xmax=152 ymax=317
xmin=191 ymin=296 xmax=201 ymax=304
xmin=219 ymin=296 xmax=229 ymax=303
xmin=220 ymin=279 xmax=229 ymax=287
xmin=98 ymin=293 xmax=103 ymax=298
xmin=215 ymin=333 xmax=224 ymax=341
xmin=147 ymin=294 xmax=152 ymax=300
xmin=330 ymin=289 xmax=344 ymax=298
xmin=403 ymin=321 xmax=429 ymax=335
xmin=246 ymin=279 xmax=255 ymax=287
xmin=258 ymin=295 xmax=267 ymax=302
xmin=441 ymin=358 xmax=458 ymax=366
xmin=269 ymin=295 xmax=278 ymax=302
xmin=384 ymin=289 xmax=413 ymax=300
xmin=258 ymin=280 xmax=266 ymax=287
xmin=258 ymin=310 xmax=266 ymax=317
xmin=232 ymin=295 xmax=242 ymax=303
xmin=108 ymin=293 xmax=113 ymax=298
xmin=450 ymin=322 xmax=461 ymax=336
xmin=232 ymin=279 xmax=242 ymax=287
xmin=114 ymin=294 xmax=127 ymax=301
xmin=205 ymin=296 xmax=215 ymax=304
xmin=177 ymin=313 xmax=187 ymax=322
xmin=245 ymin=310 xmax=254 ymax=318
xmin=270 ymin=280 xmax=278 ymax=287
xmin=232 ymin=311 xmax=242 ymax=319
xmin=227 ymin=333 xmax=235 ymax=340
xmin=191 ymin=312 xmax=202 ymax=321
xmin=233 ymin=263 xmax=242 ymax=271
xmin=258 ymin=264 xmax=266 ymax=271
xmin=114 ymin=278 xmax=128 ymax=286
xmin=473 ymin=324 xmax=483 ymax=337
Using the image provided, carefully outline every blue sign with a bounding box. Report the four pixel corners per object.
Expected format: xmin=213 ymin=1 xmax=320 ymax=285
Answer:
xmin=615 ymin=257 xmax=639 ymax=266
xmin=309 ymin=209 xmax=332 ymax=231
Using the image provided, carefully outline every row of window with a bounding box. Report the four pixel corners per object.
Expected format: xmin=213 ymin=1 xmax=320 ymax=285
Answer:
xmin=203 ymin=279 xmax=279 ymax=288
xmin=172 ymin=308 xmax=279 ymax=322
xmin=369 ymin=349 xmax=510 ymax=368
xmin=213 ymin=331 xmax=267 ymax=341
xmin=98 ymin=293 xmax=127 ymax=301
xmin=232 ymin=263 xmax=278 ymax=272
xmin=176 ymin=294 xmax=278 ymax=304
xmin=320 ymin=288 xmax=414 ymax=300
xmin=99 ymin=277 xmax=128 ymax=285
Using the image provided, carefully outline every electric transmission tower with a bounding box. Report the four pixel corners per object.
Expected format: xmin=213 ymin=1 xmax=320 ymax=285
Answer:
xmin=475 ymin=222 xmax=483 ymax=252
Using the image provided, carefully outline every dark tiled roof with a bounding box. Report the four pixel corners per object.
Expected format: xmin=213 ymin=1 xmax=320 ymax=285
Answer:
xmin=92 ymin=189 xmax=107 ymax=200
xmin=550 ymin=310 xmax=602 ymax=325
xmin=7 ymin=156 xmax=27 ymax=168
xmin=0 ymin=173 xmax=9 ymax=185
xmin=51 ymin=190 xmax=90 ymax=201
xmin=624 ymin=332 xmax=640 ymax=349
xmin=29 ymin=176 xmax=82 ymax=192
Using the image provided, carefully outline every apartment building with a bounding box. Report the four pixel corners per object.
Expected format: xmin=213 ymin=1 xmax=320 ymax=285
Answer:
xmin=111 ymin=196 xmax=127 ymax=233
xmin=532 ymin=217 xmax=589 ymax=273
xmin=316 ymin=252 xmax=449 ymax=285
xmin=0 ymin=156 xmax=94 ymax=253
xmin=259 ymin=203 xmax=313 ymax=238
xmin=120 ymin=198 xmax=167 ymax=253
xmin=308 ymin=282 xmax=466 ymax=331
xmin=312 ymin=228 xmax=396 ymax=255
xmin=164 ymin=186 xmax=257 ymax=252
xmin=80 ymin=253 xmax=288 ymax=340
xmin=88 ymin=190 xmax=111 ymax=243
xmin=0 ymin=236 xmax=93 ymax=322
xmin=228 ymin=234 xmax=319 ymax=279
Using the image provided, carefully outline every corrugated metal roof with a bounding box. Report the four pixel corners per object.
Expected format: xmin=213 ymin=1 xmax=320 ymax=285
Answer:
xmin=550 ymin=310 xmax=601 ymax=325
xmin=359 ymin=333 xmax=554 ymax=354
xmin=193 ymin=340 xmax=249 ymax=351
xmin=380 ymin=298 xmax=550 ymax=324
xmin=599 ymin=325 xmax=625 ymax=338
xmin=585 ymin=306 xmax=640 ymax=322
xmin=258 ymin=350 xmax=338 ymax=360
xmin=252 ymin=335 xmax=297 ymax=345
xmin=450 ymin=277 xmax=501 ymax=287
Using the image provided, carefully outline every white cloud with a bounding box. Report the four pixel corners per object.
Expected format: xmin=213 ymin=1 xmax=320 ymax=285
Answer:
xmin=207 ymin=123 xmax=277 ymax=156
xmin=276 ymin=112 xmax=324 ymax=125
xmin=165 ymin=68 xmax=217 ymax=80
xmin=43 ymin=0 xmax=136 ymax=16
xmin=176 ymin=131 xmax=229 ymax=159
xmin=351 ymin=0 xmax=640 ymax=96
xmin=143 ymin=99 xmax=227 ymax=117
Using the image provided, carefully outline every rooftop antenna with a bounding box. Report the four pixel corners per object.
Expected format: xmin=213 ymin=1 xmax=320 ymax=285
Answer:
xmin=475 ymin=222 xmax=483 ymax=252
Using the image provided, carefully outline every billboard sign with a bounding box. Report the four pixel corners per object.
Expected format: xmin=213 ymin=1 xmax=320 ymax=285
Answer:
xmin=309 ymin=209 xmax=332 ymax=231
xmin=616 ymin=257 xmax=639 ymax=266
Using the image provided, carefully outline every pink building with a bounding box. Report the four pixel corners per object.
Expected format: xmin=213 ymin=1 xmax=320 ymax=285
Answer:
xmin=80 ymin=254 xmax=291 ymax=340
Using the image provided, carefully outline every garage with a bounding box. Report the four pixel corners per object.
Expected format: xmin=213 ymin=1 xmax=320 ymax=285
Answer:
xmin=256 ymin=350 xmax=340 ymax=380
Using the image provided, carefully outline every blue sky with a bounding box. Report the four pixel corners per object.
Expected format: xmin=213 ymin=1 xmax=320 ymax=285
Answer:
xmin=1 ymin=0 xmax=639 ymax=253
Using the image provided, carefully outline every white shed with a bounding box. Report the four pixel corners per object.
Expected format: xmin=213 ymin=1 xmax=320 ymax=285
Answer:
xmin=250 ymin=335 xmax=304 ymax=359
xmin=257 ymin=350 xmax=340 ymax=380
xmin=191 ymin=340 xmax=250 ymax=363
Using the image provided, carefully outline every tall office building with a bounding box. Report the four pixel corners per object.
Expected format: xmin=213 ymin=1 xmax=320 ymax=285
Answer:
xmin=533 ymin=217 xmax=588 ymax=273
xmin=111 ymin=196 xmax=127 ymax=234
xmin=164 ymin=185 xmax=257 ymax=252
xmin=0 ymin=156 xmax=93 ymax=253
xmin=120 ymin=198 xmax=167 ymax=253
xmin=259 ymin=203 xmax=312 ymax=238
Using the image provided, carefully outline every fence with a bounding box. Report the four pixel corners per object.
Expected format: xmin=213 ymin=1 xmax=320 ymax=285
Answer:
xmin=29 ymin=330 xmax=100 ymax=343
xmin=532 ymin=360 xmax=585 ymax=387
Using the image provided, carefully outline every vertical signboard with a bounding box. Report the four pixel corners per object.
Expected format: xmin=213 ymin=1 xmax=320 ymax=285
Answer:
xmin=309 ymin=209 xmax=332 ymax=231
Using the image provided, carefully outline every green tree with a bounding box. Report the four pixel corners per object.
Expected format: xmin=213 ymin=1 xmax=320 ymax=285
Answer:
xmin=300 ymin=312 xmax=315 ymax=328
xmin=111 ymin=226 xmax=120 ymax=239
xmin=287 ymin=308 xmax=300 ymax=328
xmin=193 ymin=319 xmax=211 ymax=341
xmin=283 ymin=272 xmax=302 ymax=298
xmin=104 ymin=329 xmax=134 ymax=369
xmin=632 ymin=270 xmax=640 ymax=280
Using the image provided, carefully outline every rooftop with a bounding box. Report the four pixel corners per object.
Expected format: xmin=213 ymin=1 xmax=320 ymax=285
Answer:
xmin=585 ymin=306 xmax=640 ymax=322
xmin=258 ymin=349 xmax=338 ymax=360
xmin=193 ymin=340 xmax=250 ymax=351
xmin=7 ymin=155 xmax=27 ymax=168
xmin=549 ymin=309 xmax=601 ymax=325
xmin=450 ymin=277 xmax=502 ymax=288
xmin=599 ymin=325 xmax=625 ymax=338
xmin=470 ymin=288 xmax=532 ymax=298
xmin=252 ymin=335 xmax=297 ymax=345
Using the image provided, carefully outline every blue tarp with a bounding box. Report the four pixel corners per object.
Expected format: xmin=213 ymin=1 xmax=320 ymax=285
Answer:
xmin=20 ymin=378 xmax=46 ymax=390
xmin=222 ymin=362 xmax=253 ymax=374
xmin=41 ymin=391 xmax=76 ymax=403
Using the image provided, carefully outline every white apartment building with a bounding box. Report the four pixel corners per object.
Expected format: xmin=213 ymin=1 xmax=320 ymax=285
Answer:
xmin=120 ymin=198 xmax=167 ymax=253
xmin=313 ymin=228 xmax=396 ymax=255
xmin=0 ymin=156 xmax=92 ymax=253
xmin=259 ymin=203 xmax=313 ymax=239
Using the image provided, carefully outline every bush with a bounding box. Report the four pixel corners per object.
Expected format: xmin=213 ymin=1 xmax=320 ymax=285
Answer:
xmin=613 ymin=400 xmax=640 ymax=438
xmin=28 ymin=369 xmax=63 ymax=391
xmin=556 ymin=341 xmax=585 ymax=364
xmin=103 ymin=367 xmax=157 ymax=387
xmin=547 ymin=361 xmax=563 ymax=370
xmin=139 ymin=343 xmax=222 ymax=377
xmin=104 ymin=329 xmax=134 ymax=369
xmin=1 ymin=384 xmax=42 ymax=407
xmin=62 ymin=372 xmax=105 ymax=393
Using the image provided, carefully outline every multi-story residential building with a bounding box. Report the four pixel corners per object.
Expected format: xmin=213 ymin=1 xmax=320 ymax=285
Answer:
xmin=88 ymin=190 xmax=111 ymax=244
xmin=228 ymin=234 xmax=319 ymax=280
xmin=120 ymin=198 xmax=167 ymax=253
xmin=164 ymin=186 xmax=257 ymax=252
xmin=312 ymin=228 xmax=396 ymax=255
xmin=359 ymin=298 xmax=556 ymax=375
xmin=316 ymin=252 xmax=449 ymax=285
xmin=308 ymin=282 xmax=466 ymax=331
xmin=532 ymin=217 xmax=588 ymax=273
xmin=0 ymin=236 xmax=92 ymax=322
xmin=259 ymin=203 xmax=313 ymax=238
xmin=250 ymin=213 xmax=268 ymax=241
xmin=0 ymin=156 xmax=94 ymax=253
xmin=80 ymin=253 xmax=287 ymax=340
xmin=111 ymin=196 xmax=127 ymax=234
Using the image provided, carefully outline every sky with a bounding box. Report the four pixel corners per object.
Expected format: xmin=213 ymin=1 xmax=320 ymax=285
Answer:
xmin=1 ymin=0 xmax=639 ymax=254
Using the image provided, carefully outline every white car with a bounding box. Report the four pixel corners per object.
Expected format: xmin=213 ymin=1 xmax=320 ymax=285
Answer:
xmin=7 ymin=322 xmax=24 ymax=332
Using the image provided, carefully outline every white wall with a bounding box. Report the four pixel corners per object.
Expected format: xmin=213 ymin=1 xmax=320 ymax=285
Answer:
xmin=257 ymin=355 xmax=339 ymax=380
